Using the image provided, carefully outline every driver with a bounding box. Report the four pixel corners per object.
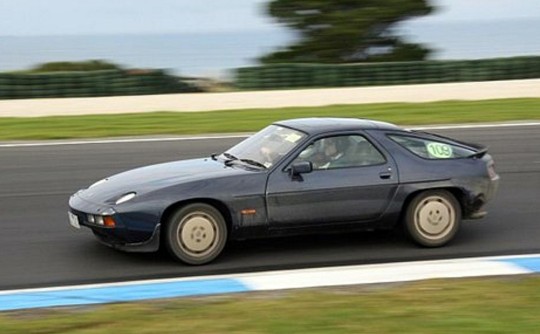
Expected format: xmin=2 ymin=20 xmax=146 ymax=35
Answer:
xmin=308 ymin=137 xmax=350 ymax=169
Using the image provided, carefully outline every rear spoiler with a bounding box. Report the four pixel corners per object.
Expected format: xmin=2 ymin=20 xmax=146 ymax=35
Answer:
xmin=467 ymin=146 xmax=488 ymax=159
xmin=456 ymin=138 xmax=488 ymax=158
xmin=411 ymin=130 xmax=488 ymax=159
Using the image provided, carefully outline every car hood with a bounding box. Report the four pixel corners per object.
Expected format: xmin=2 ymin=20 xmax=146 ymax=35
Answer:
xmin=76 ymin=158 xmax=248 ymax=205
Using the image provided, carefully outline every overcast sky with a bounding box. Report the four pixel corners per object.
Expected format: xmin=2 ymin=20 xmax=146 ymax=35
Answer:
xmin=0 ymin=0 xmax=539 ymax=36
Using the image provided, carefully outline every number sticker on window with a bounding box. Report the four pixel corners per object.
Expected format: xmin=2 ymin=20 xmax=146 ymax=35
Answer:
xmin=426 ymin=142 xmax=453 ymax=159
xmin=285 ymin=133 xmax=302 ymax=143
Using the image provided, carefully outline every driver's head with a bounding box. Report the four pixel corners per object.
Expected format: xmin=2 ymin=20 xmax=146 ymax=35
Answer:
xmin=324 ymin=137 xmax=348 ymax=156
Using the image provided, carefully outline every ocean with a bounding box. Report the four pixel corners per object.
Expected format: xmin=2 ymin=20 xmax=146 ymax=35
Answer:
xmin=1 ymin=18 xmax=539 ymax=78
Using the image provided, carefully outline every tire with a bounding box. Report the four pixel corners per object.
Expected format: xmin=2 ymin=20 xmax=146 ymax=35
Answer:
xmin=404 ymin=190 xmax=461 ymax=247
xmin=165 ymin=203 xmax=227 ymax=265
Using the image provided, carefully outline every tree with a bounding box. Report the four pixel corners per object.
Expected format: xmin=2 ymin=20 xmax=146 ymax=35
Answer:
xmin=261 ymin=0 xmax=433 ymax=64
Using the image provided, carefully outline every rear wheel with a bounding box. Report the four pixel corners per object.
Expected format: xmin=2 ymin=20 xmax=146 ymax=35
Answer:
xmin=405 ymin=190 xmax=461 ymax=247
xmin=165 ymin=203 xmax=227 ymax=265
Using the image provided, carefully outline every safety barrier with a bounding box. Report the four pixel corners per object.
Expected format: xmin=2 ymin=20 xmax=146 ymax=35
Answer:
xmin=235 ymin=56 xmax=540 ymax=90
xmin=0 ymin=70 xmax=200 ymax=99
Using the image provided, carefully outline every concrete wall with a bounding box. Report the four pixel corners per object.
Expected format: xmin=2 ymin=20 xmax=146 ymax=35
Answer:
xmin=1 ymin=79 xmax=539 ymax=117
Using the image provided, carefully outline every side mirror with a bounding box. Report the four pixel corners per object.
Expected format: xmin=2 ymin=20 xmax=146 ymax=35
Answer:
xmin=289 ymin=161 xmax=313 ymax=179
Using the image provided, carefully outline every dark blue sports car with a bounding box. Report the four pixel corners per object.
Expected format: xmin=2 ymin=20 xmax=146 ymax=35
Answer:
xmin=69 ymin=118 xmax=499 ymax=265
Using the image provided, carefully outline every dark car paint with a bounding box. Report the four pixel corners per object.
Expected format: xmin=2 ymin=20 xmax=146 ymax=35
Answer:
xmin=69 ymin=118 xmax=499 ymax=252
xmin=367 ymin=130 xmax=498 ymax=215
xmin=71 ymin=159 xmax=269 ymax=243
xmin=265 ymin=129 xmax=399 ymax=227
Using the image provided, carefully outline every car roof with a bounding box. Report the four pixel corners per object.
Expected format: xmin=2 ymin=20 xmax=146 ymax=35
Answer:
xmin=274 ymin=118 xmax=402 ymax=134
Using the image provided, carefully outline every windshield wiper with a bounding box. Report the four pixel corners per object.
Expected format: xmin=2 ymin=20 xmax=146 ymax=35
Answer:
xmin=221 ymin=153 xmax=266 ymax=169
xmin=222 ymin=152 xmax=239 ymax=166
xmin=240 ymin=158 xmax=267 ymax=169
xmin=223 ymin=152 xmax=238 ymax=160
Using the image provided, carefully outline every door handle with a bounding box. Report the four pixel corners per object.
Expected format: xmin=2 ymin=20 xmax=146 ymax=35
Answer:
xmin=379 ymin=171 xmax=392 ymax=179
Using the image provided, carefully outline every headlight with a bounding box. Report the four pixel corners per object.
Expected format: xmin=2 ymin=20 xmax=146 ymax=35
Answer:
xmin=115 ymin=192 xmax=137 ymax=205
xmin=86 ymin=214 xmax=116 ymax=227
xmin=89 ymin=178 xmax=108 ymax=189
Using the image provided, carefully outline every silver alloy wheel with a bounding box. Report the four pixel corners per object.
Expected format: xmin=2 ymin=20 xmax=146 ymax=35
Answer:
xmin=176 ymin=211 xmax=219 ymax=258
xmin=413 ymin=195 xmax=456 ymax=241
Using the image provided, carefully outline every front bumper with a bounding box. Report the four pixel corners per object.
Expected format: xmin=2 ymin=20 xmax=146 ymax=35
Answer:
xmin=68 ymin=192 xmax=160 ymax=252
xmin=92 ymin=224 xmax=161 ymax=253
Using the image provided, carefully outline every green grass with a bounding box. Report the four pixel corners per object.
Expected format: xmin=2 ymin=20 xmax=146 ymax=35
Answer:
xmin=1 ymin=98 xmax=539 ymax=141
xmin=1 ymin=276 xmax=540 ymax=333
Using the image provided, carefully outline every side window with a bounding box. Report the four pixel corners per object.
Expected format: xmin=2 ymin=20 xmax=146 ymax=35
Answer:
xmin=388 ymin=135 xmax=475 ymax=159
xmin=293 ymin=135 xmax=386 ymax=170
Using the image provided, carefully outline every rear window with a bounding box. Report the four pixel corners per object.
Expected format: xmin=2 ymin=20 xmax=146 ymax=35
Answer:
xmin=388 ymin=135 xmax=475 ymax=159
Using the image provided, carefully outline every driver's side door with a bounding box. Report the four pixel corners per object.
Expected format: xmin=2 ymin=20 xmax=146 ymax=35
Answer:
xmin=265 ymin=134 xmax=398 ymax=227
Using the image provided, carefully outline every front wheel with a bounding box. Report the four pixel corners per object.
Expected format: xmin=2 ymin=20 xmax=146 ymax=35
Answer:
xmin=165 ymin=203 xmax=227 ymax=265
xmin=404 ymin=190 xmax=461 ymax=247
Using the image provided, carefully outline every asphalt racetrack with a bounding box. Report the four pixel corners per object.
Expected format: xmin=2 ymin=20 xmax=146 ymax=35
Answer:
xmin=1 ymin=124 xmax=539 ymax=290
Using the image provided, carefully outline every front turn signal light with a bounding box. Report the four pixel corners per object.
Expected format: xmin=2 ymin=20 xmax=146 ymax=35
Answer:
xmin=103 ymin=216 xmax=116 ymax=228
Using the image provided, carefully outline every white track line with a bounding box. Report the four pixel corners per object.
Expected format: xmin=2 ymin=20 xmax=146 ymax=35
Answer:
xmin=0 ymin=135 xmax=248 ymax=148
xmin=411 ymin=122 xmax=540 ymax=130
xmin=0 ymin=253 xmax=537 ymax=296
xmin=1 ymin=122 xmax=539 ymax=148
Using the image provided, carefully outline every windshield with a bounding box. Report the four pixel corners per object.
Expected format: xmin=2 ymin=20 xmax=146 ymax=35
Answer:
xmin=224 ymin=125 xmax=306 ymax=168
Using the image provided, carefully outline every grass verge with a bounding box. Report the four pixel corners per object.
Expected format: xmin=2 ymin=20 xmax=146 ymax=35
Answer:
xmin=1 ymin=276 xmax=539 ymax=333
xmin=1 ymin=98 xmax=539 ymax=140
